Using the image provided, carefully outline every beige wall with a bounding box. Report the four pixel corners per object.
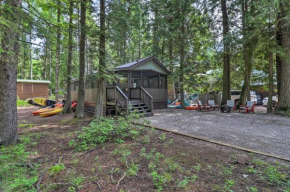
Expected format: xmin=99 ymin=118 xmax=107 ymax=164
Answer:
xmin=71 ymin=88 xmax=106 ymax=104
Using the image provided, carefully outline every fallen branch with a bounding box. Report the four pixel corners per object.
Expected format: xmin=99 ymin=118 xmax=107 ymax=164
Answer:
xmin=93 ymin=181 xmax=102 ymax=191
xmin=36 ymin=167 xmax=50 ymax=192
xmin=116 ymin=172 xmax=126 ymax=189
xmin=77 ymin=148 xmax=96 ymax=157
xmin=110 ymin=167 xmax=115 ymax=183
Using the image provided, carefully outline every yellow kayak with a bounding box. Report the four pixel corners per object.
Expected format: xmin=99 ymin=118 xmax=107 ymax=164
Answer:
xmin=40 ymin=108 xmax=63 ymax=117
xmin=25 ymin=97 xmax=56 ymax=107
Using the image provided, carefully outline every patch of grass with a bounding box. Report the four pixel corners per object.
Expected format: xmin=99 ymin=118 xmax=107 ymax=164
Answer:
xmin=18 ymin=123 xmax=35 ymax=128
xmin=264 ymin=165 xmax=287 ymax=185
xmin=17 ymin=99 xmax=29 ymax=107
xmin=276 ymin=109 xmax=290 ymax=117
xmin=247 ymin=166 xmax=257 ymax=174
xmin=252 ymin=159 xmax=268 ymax=167
xmin=0 ymin=136 xmax=38 ymax=192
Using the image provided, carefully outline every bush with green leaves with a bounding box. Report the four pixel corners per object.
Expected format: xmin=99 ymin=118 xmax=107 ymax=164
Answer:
xmin=70 ymin=113 xmax=141 ymax=151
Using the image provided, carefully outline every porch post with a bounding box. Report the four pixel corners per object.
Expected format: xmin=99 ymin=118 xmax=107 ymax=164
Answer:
xmin=128 ymin=71 xmax=131 ymax=98
xmin=165 ymin=75 xmax=167 ymax=89
xmin=140 ymin=71 xmax=143 ymax=87
xmin=158 ymin=73 xmax=160 ymax=89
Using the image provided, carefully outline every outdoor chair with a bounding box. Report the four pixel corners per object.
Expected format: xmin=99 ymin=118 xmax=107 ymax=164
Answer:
xmin=197 ymin=100 xmax=210 ymax=112
xmin=227 ymin=100 xmax=236 ymax=110
xmin=239 ymin=101 xmax=255 ymax=113
xmin=208 ymin=100 xmax=219 ymax=111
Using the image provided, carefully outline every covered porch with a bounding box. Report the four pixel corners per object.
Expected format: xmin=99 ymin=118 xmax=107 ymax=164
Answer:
xmin=106 ymin=56 xmax=170 ymax=116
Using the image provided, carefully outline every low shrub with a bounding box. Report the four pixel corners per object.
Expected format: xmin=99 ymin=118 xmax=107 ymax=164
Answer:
xmin=70 ymin=112 xmax=141 ymax=151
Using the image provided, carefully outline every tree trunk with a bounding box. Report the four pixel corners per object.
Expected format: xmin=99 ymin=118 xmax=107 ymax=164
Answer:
xmin=168 ymin=37 xmax=175 ymax=102
xmin=153 ymin=3 xmax=159 ymax=57
xmin=238 ymin=0 xmax=258 ymax=107
xmin=0 ymin=0 xmax=21 ymax=145
xmin=29 ymin=32 xmax=33 ymax=79
xmin=75 ymin=0 xmax=87 ymax=118
xmin=276 ymin=4 xmax=283 ymax=108
xmin=238 ymin=42 xmax=256 ymax=105
xmin=267 ymin=52 xmax=273 ymax=113
xmin=44 ymin=28 xmax=49 ymax=80
xmin=63 ymin=0 xmax=74 ymax=114
xmin=95 ymin=0 xmax=106 ymax=118
xmin=55 ymin=0 xmax=61 ymax=103
xmin=179 ymin=1 xmax=185 ymax=109
xmin=277 ymin=8 xmax=290 ymax=110
xmin=221 ymin=0 xmax=231 ymax=105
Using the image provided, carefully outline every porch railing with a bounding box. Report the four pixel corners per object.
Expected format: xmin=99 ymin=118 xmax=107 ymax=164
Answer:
xmin=130 ymin=87 xmax=153 ymax=112
xmin=106 ymin=86 xmax=130 ymax=113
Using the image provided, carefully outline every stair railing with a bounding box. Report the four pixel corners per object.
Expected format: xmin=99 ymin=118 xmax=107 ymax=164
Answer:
xmin=130 ymin=87 xmax=153 ymax=112
xmin=106 ymin=86 xmax=130 ymax=114
xmin=140 ymin=87 xmax=153 ymax=112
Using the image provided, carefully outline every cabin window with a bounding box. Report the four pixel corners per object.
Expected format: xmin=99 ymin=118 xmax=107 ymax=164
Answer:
xmin=149 ymin=77 xmax=159 ymax=89
xmin=119 ymin=75 xmax=128 ymax=93
xmin=160 ymin=75 xmax=166 ymax=89
xmin=23 ymin=83 xmax=33 ymax=93
xmin=131 ymin=78 xmax=141 ymax=88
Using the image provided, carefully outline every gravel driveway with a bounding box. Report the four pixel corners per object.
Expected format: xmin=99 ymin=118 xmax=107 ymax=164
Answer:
xmin=145 ymin=108 xmax=290 ymax=159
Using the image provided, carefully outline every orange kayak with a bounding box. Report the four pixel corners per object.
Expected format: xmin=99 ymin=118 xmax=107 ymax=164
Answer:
xmin=185 ymin=105 xmax=198 ymax=110
xmin=40 ymin=108 xmax=63 ymax=117
xmin=31 ymin=107 xmax=54 ymax=115
xmin=31 ymin=103 xmax=63 ymax=115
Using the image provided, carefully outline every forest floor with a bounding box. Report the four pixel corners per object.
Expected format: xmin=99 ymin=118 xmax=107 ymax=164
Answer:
xmin=6 ymin=106 xmax=290 ymax=192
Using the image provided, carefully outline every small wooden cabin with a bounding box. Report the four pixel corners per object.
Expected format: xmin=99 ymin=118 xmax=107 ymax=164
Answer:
xmin=17 ymin=79 xmax=51 ymax=100
xmin=71 ymin=56 xmax=170 ymax=116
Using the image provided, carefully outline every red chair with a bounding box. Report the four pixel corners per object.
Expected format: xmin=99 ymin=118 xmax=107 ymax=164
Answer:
xmin=197 ymin=100 xmax=210 ymax=112
xmin=239 ymin=101 xmax=255 ymax=113
xmin=208 ymin=100 xmax=220 ymax=111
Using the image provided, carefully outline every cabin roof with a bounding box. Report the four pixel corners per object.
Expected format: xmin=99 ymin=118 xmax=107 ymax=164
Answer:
xmin=17 ymin=79 xmax=51 ymax=84
xmin=115 ymin=56 xmax=171 ymax=75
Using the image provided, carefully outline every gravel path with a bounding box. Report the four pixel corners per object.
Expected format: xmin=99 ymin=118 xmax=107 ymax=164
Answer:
xmin=145 ymin=108 xmax=290 ymax=159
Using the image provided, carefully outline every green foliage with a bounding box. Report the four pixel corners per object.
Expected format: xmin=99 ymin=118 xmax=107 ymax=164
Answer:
xmin=150 ymin=171 xmax=166 ymax=192
xmin=223 ymin=179 xmax=235 ymax=192
xmin=17 ymin=100 xmax=29 ymax=107
xmin=127 ymin=161 xmax=139 ymax=176
xmin=70 ymin=113 xmax=141 ymax=151
xmin=264 ymin=166 xmax=287 ymax=185
xmin=0 ymin=136 xmax=38 ymax=192
xmin=18 ymin=123 xmax=35 ymax=128
xmin=158 ymin=133 xmax=166 ymax=142
xmin=247 ymin=186 xmax=259 ymax=192
xmin=49 ymin=163 xmax=65 ymax=176
xmin=67 ymin=176 xmax=85 ymax=192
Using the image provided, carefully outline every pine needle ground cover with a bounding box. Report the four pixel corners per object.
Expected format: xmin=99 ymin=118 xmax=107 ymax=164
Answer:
xmin=4 ymin=106 xmax=289 ymax=192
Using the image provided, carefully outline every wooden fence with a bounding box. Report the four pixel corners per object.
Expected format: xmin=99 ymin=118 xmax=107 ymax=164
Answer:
xmin=197 ymin=93 xmax=222 ymax=105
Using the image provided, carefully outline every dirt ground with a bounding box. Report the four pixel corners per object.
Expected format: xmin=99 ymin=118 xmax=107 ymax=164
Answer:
xmin=17 ymin=106 xmax=290 ymax=192
xmin=145 ymin=108 xmax=290 ymax=159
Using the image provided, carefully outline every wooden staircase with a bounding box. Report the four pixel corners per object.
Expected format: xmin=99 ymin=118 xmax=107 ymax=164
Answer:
xmin=106 ymin=86 xmax=154 ymax=117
